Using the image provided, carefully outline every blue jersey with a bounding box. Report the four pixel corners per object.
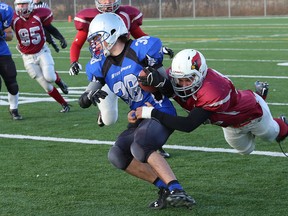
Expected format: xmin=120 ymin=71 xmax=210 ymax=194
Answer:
xmin=86 ymin=36 xmax=176 ymax=116
xmin=0 ymin=2 xmax=13 ymax=56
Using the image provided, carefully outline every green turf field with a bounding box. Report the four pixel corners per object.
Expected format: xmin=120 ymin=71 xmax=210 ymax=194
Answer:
xmin=0 ymin=17 xmax=287 ymax=216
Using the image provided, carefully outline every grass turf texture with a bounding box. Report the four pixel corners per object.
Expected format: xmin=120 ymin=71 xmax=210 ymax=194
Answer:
xmin=0 ymin=17 xmax=287 ymax=215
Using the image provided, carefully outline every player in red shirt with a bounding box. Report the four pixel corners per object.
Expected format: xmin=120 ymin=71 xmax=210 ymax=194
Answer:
xmin=135 ymin=49 xmax=288 ymax=155
xmin=13 ymin=0 xmax=70 ymax=112
xmin=69 ymin=0 xmax=172 ymax=157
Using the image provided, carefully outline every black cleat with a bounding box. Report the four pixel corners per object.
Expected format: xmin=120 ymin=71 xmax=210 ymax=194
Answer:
xmin=255 ymin=80 xmax=269 ymax=100
xmin=9 ymin=109 xmax=23 ymax=120
xmin=157 ymin=147 xmax=170 ymax=158
xmin=148 ymin=188 xmax=170 ymax=210
xmin=56 ymin=80 xmax=69 ymax=94
xmin=60 ymin=104 xmax=70 ymax=113
xmin=166 ymin=189 xmax=196 ymax=209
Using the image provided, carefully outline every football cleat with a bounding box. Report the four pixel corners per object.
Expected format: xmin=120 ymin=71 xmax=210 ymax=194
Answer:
xmin=60 ymin=104 xmax=71 ymax=113
xmin=148 ymin=188 xmax=170 ymax=210
xmin=56 ymin=80 xmax=69 ymax=94
xmin=255 ymin=80 xmax=269 ymax=100
xmin=9 ymin=109 xmax=23 ymax=120
xmin=166 ymin=189 xmax=196 ymax=209
xmin=157 ymin=148 xmax=170 ymax=158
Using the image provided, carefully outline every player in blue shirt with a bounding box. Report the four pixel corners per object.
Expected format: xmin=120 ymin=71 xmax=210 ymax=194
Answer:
xmin=0 ymin=2 xmax=22 ymax=120
xmin=79 ymin=13 xmax=195 ymax=210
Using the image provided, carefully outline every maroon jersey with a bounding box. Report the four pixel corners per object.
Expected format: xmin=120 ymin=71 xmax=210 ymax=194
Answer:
xmin=74 ymin=5 xmax=144 ymax=36
xmin=12 ymin=8 xmax=53 ymax=54
xmin=173 ymin=68 xmax=263 ymax=127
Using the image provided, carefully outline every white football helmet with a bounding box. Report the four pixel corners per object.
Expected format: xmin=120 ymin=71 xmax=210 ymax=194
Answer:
xmin=87 ymin=13 xmax=128 ymax=58
xmin=170 ymin=49 xmax=208 ymax=98
xmin=95 ymin=0 xmax=121 ymax=12
xmin=14 ymin=0 xmax=34 ymax=17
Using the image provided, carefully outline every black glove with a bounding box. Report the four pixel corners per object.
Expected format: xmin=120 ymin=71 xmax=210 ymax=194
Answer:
xmin=60 ymin=38 xmax=67 ymax=49
xmin=162 ymin=46 xmax=174 ymax=59
xmin=69 ymin=61 xmax=82 ymax=75
xmin=87 ymin=89 xmax=108 ymax=106
xmin=137 ymin=67 xmax=166 ymax=88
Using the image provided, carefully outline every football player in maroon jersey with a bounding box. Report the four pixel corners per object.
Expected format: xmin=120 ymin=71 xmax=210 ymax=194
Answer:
xmin=135 ymin=49 xmax=288 ymax=154
xmin=13 ymin=0 xmax=70 ymax=113
xmin=69 ymin=0 xmax=172 ymax=158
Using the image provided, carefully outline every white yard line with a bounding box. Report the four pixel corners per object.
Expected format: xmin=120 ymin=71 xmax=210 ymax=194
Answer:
xmin=0 ymin=133 xmax=286 ymax=158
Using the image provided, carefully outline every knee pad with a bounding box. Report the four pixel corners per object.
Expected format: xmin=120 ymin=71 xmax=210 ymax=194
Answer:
xmin=108 ymin=146 xmax=133 ymax=170
xmin=130 ymin=142 xmax=150 ymax=163
xmin=6 ymin=82 xmax=19 ymax=95
xmin=237 ymin=142 xmax=255 ymax=155
xmin=36 ymin=76 xmax=54 ymax=92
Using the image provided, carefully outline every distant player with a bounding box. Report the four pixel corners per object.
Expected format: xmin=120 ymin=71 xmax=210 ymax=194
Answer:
xmin=13 ymin=0 xmax=70 ymax=113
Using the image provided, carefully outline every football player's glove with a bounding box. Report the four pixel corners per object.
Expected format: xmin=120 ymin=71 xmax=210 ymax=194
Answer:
xmin=137 ymin=67 xmax=166 ymax=88
xmin=60 ymin=38 xmax=67 ymax=49
xmin=69 ymin=61 xmax=82 ymax=76
xmin=87 ymin=89 xmax=108 ymax=106
xmin=162 ymin=46 xmax=174 ymax=59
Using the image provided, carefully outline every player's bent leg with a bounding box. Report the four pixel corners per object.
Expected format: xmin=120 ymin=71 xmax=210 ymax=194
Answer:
xmin=222 ymin=127 xmax=255 ymax=155
xmin=108 ymin=145 xmax=133 ymax=170
xmin=97 ymin=84 xmax=118 ymax=126
xmin=253 ymin=93 xmax=279 ymax=142
xmin=131 ymin=119 xmax=172 ymax=162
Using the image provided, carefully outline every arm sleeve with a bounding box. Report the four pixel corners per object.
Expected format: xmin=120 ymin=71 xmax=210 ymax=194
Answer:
xmin=151 ymin=107 xmax=212 ymax=132
xmin=70 ymin=30 xmax=88 ymax=63
xmin=44 ymin=24 xmax=65 ymax=41
xmin=130 ymin=26 xmax=147 ymax=39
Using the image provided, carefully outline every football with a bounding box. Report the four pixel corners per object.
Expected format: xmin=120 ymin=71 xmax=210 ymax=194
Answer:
xmin=138 ymin=70 xmax=157 ymax=93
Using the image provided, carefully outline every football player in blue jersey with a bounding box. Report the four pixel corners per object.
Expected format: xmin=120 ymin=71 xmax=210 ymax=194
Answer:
xmin=0 ymin=2 xmax=22 ymax=120
xmin=78 ymin=13 xmax=195 ymax=210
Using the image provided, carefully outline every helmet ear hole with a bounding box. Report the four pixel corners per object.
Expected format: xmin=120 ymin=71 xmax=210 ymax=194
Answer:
xmin=111 ymin=29 xmax=116 ymax=35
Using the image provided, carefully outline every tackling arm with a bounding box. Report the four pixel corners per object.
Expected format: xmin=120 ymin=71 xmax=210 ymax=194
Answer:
xmin=138 ymin=107 xmax=212 ymax=132
xmin=44 ymin=24 xmax=65 ymax=41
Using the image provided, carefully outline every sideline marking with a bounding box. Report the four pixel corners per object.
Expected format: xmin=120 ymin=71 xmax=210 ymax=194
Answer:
xmin=277 ymin=62 xmax=288 ymax=66
xmin=0 ymin=133 xmax=285 ymax=157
